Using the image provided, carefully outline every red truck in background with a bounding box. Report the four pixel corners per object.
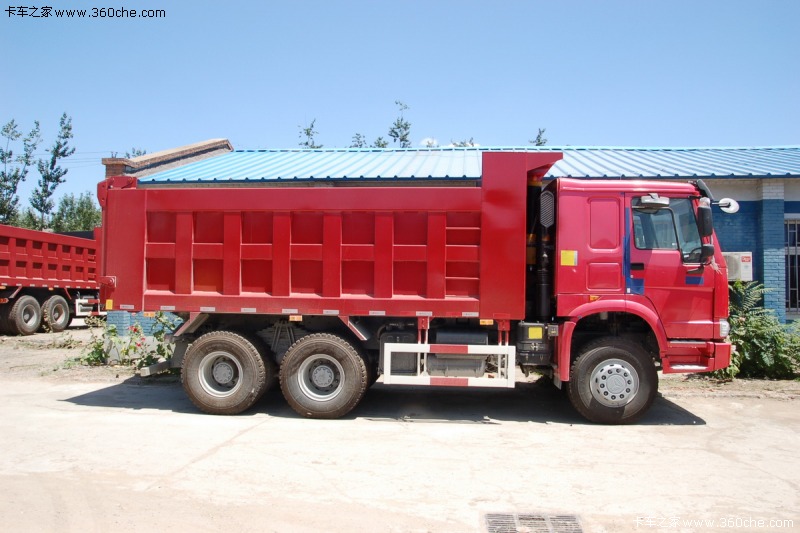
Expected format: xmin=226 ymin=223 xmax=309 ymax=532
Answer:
xmin=0 ymin=224 xmax=102 ymax=335
xmin=98 ymin=149 xmax=736 ymax=423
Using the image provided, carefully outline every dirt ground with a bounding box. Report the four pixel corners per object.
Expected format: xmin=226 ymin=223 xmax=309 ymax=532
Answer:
xmin=0 ymin=325 xmax=798 ymax=532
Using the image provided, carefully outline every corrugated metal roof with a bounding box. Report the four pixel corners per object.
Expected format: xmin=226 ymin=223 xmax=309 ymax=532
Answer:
xmin=550 ymin=146 xmax=800 ymax=179
xmin=137 ymin=146 xmax=800 ymax=184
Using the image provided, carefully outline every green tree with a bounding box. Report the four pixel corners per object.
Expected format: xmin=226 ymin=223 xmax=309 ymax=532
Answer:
xmin=15 ymin=208 xmax=39 ymax=230
xmin=350 ymin=133 xmax=368 ymax=148
xmin=530 ymin=128 xmax=548 ymax=146
xmin=51 ymin=192 xmax=101 ymax=232
xmin=451 ymin=138 xmax=476 ymax=147
xmin=125 ymin=147 xmax=147 ymax=158
xmin=0 ymin=119 xmax=41 ymax=224
xmin=298 ymin=119 xmax=322 ymax=149
xmin=388 ymin=101 xmax=411 ymax=148
xmin=110 ymin=147 xmax=148 ymax=158
xmin=30 ymin=113 xmax=75 ymax=229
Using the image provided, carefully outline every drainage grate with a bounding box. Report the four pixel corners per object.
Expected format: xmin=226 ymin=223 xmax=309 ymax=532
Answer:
xmin=484 ymin=513 xmax=582 ymax=533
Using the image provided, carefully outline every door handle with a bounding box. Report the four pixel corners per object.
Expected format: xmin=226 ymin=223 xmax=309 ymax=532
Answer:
xmin=631 ymin=263 xmax=645 ymax=271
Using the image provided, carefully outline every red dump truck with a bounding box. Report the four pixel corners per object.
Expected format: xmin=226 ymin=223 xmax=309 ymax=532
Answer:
xmin=98 ymin=149 xmax=735 ymax=423
xmin=0 ymin=224 xmax=101 ymax=335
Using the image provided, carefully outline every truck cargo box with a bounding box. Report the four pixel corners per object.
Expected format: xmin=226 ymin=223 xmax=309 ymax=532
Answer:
xmin=99 ymin=150 xmax=562 ymax=320
xmin=0 ymin=224 xmax=98 ymax=290
xmin=0 ymin=223 xmax=100 ymax=335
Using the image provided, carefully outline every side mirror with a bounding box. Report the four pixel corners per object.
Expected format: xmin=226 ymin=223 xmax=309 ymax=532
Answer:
xmin=718 ymin=198 xmax=740 ymax=214
xmin=697 ymin=205 xmax=713 ymax=237
xmin=700 ymin=243 xmax=715 ymax=263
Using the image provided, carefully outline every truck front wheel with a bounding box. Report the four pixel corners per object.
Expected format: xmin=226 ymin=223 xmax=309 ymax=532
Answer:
xmin=567 ymin=337 xmax=657 ymax=424
xmin=280 ymin=333 xmax=367 ymax=419
xmin=182 ymin=331 xmax=271 ymax=415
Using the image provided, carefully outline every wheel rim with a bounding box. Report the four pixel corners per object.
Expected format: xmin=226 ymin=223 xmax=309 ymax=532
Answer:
xmin=52 ymin=303 xmax=68 ymax=325
xmin=297 ymin=354 xmax=344 ymax=402
xmin=22 ymin=304 xmax=38 ymax=328
xmin=198 ymin=351 xmax=243 ymax=398
xmin=590 ymin=358 xmax=639 ymax=407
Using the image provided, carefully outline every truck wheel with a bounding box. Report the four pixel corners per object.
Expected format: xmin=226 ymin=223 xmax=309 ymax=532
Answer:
xmin=42 ymin=295 xmax=71 ymax=332
xmin=7 ymin=295 xmax=42 ymax=336
xmin=567 ymin=337 xmax=657 ymax=424
xmin=0 ymin=305 xmax=10 ymax=334
xmin=182 ymin=331 xmax=270 ymax=415
xmin=280 ymin=333 xmax=367 ymax=419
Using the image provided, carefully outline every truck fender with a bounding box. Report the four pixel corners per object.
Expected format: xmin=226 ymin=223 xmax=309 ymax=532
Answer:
xmin=556 ymin=299 xmax=669 ymax=382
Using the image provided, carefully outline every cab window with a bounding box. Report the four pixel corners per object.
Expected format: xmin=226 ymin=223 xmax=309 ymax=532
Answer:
xmin=633 ymin=198 xmax=703 ymax=262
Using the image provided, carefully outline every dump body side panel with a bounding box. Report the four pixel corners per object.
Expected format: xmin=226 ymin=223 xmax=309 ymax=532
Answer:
xmin=100 ymin=186 xmax=490 ymax=317
xmin=100 ymin=152 xmax=563 ymax=319
xmin=0 ymin=223 xmax=99 ymax=289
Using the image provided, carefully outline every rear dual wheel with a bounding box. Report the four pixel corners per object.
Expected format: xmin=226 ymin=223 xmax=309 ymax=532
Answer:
xmin=280 ymin=333 xmax=368 ymax=419
xmin=5 ymin=295 xmax=42 ymax=336
xmin=42 ymin=295 xmax=71 ymax=332
xmin=182 ymin=331 xmax=277 ymax=415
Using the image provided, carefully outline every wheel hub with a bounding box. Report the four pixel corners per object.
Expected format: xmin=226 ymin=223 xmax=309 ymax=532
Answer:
xmin=590 ymin=359 xmax=639 ymax=408
xmin=212 ymin=361 xmax=235 ymax=385
xmin=298 ymin=354 xmax=345 ymax=402
xmin=311 ymin=365 xmax=335 ymax=388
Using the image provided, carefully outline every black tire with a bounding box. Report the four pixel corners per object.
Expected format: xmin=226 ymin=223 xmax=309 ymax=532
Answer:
xmin=7 ymin=295 xmax=42 ymax=336
xmin=0 ymin=304 xmax=11 ymax=334
xmin=42 ymin=295 xmax=71 ymax=332
xmin=250 ymin=334 xmax=279 ymax=391
xmin=280 ymin=333 xmax=368 ymax=419
xmin=182 ymin=331 xmax=271 ymax=415
xmin=566 ymin=337 xmax=657 ymax=424
xmin=365 ymin=350 xmax=379 ymax=389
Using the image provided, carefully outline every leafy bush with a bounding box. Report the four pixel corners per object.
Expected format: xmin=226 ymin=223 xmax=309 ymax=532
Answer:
xmin=81 ymin=312 xmax=181 ymax=369
xmin=711 ymin=281 xmax=799 ymax=380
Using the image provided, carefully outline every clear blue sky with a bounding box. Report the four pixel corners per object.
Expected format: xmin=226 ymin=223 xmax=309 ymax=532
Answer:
xmin=2 ymin=0 xmax=799 ymax=203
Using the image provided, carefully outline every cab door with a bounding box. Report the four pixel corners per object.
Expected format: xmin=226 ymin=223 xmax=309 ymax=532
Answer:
xmin=628 ymin=195 xmax=715 ymax=339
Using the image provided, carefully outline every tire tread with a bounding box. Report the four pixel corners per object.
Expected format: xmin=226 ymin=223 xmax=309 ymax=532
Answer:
xmin=182 ymin=330 xmax=270 ymax=415
xmin=279 ymin=333 xmax=367 ymax=419
xmin=567 ymin=336 xmax=658 ymax=424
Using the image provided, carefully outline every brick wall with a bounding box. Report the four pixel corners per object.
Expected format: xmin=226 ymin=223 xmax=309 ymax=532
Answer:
xmin=761 ymin=181 xmax=785 ymax=322
xmin=761 ymin=199 xmax=786 ymax=322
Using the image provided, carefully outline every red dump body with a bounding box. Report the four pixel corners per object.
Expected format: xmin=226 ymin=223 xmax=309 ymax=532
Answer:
xmin=0 ymin=224 xmax=99 ymax=290
xmin=98 ymin=152 xmax=561 ymax=317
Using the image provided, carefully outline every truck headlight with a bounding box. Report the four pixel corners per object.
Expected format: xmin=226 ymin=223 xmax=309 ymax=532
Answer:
xmin=719 ymin=319 xmax=730 ymax=338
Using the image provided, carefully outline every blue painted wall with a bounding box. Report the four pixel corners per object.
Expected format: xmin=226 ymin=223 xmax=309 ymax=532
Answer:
xmin=784 ymin=201 xmax=800 ymax=214
xmin=715 ymin=201 xmax=761 ymax=278
xmin=714 ymin=199 xmax=786 ymax=322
